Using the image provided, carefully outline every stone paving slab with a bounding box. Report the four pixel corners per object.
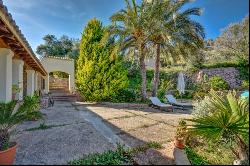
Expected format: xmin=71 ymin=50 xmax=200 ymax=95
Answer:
xmin=84 ymin=106 xmax=135 ymax=120
xmin=108 ymin=116 xmax=158 ymax=132
xmin=120 ymin=123 xmax=176 ymax=144
xmin=143 ymin=112 xmax=192 ymax=127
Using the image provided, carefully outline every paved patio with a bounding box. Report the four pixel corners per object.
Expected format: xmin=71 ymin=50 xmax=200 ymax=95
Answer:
xmin=75 ymin=102 xmax=192 ymax=147
xmin=13 ymin=101 xmax=192 ymax=165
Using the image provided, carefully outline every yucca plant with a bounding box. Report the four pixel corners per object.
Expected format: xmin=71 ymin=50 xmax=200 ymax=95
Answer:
xmin=0 ymin=95 xmax=41 ymax=151
xmin=187 ymin=90 xmax=249 ymax=163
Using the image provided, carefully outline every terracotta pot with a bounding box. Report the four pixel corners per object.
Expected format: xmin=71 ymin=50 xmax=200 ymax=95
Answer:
xmin=174 ymin=138 xmax=185 ymax=149
xmin=0 ymin=142 xmax=17 ymax=165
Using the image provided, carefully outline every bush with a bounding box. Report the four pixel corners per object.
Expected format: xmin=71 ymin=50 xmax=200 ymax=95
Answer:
xmin=76 ymin=19 xmax=129 ymax=102
xmin=237 ymin=58 xmax=249 ymax=80
xmin=20 ymin=94 xmax=43 ymax=121
xmin=209 ymin=76 xmax=229 ymax=90
xmin=111 ymin=88 xmax=138 ymax=103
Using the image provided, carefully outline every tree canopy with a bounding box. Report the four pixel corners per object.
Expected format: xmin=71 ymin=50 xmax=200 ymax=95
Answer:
xmin=36 ymin=34 xmax=80 ymax=59
xmin=215 ymin=15 xmax=249 ymax=62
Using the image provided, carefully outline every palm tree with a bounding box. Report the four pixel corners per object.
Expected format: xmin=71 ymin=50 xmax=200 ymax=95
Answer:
xmin=109 ymin=0 xmax=152 ymax=101
xmin=146 ymin=0 xmax=205 ymax=96
xmin=188 ymin=90 xmax=249 ymax=164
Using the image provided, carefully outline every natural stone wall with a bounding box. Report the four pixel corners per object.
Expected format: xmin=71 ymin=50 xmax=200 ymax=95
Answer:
xmin=191 ymin=67 xmax=241 ymax=89
xmin=49 ymin=77 xmax=69 ymax=90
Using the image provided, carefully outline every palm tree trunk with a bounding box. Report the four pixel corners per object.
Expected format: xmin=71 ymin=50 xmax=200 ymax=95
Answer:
xmin=235 ymin=135 xmax=249 ymax=163
xmin=139 ymin=44 xmax=147 ymax=101
xmin=152 ymin=43 xmax=161 ymax=97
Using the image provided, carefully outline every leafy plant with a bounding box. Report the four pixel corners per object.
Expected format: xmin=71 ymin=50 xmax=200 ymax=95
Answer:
xmin=209 ymin=76 xmax=229 ymax=90
xmin=187 ymin=90 xmax=249 ymax=163
xmin=0 ymin=98 xmax=42 ymax=151
xmin=176 ymin=120 xmax=187 ymax=139
xmin=20 ymin=94 xmax=43 ymax=121
xmin=157 ymin=79 xmax=174 ymax=100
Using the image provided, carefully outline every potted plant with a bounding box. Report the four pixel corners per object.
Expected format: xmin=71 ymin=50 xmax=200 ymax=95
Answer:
xmin=12 ymin=84 xmax=21 ymax=101
xmin=174 ymin=120 xmax=187 ymax=149
xmin=0 ymin=100 xmax=39 ymax=165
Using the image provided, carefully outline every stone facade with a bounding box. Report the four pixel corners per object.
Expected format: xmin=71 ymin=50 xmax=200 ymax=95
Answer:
xmin=191 ymin=67 xmax=241 ymax=89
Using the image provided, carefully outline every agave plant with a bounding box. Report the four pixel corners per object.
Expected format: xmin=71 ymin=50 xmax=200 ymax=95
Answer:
xmin=0 ymin=95 xmax=41 ymax=151
xmin=187 ymin=90 xmax=249 ymax=163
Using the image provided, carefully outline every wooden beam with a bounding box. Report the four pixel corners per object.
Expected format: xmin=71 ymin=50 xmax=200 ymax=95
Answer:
xmin=0 ymin=25 xmax=9 ymax=33
xmin=0 ymin=31 xmax=13 ymax=38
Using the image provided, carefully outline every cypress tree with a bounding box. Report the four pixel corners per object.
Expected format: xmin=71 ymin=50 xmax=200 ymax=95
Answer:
xmin=76 ymin=18 xmax=128 ymax=101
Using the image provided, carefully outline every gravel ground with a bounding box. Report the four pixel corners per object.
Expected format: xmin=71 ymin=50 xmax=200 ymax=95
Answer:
xmin=13 ymin=101 xmax=116 ymax=165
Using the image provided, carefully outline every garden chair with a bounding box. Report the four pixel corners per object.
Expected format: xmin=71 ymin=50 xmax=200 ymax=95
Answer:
xmin=165 ymin=94 xmax=193 ymax=110
xmin=149 ymin=97 xmax=173 ymax=112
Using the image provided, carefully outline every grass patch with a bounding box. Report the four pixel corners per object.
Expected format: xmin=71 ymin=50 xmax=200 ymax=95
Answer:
xmin=69 ymin=142 xmax=163 ymax=165
xmin=185 ymin=140 xmax=235 ymax=165
xmin=185 ymin=146 xmax=209 ymax=165
xmin=69 ymin=144 xmax=132 ymax=165
xmin=26 ymin=123 xmax=68 ymax=131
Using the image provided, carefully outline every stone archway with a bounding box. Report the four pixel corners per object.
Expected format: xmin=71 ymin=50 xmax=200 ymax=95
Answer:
xmin=41 ymin=56 xmax=75 ymax=93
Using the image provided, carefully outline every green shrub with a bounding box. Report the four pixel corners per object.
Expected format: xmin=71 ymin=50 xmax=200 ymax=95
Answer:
xmin=237 ymin=58 xmax=249 ymax=80
xmin=209 ymin=76 xmax=229 ymax=90
xmin=242 ymin=80 xmax=249 ymax=90
xmin=111 ymin=88 xmax=138 ymax=103
xmin=76 ymin=19 xmax=129 ymax=102
xmin=20 ymin=94 xmax=43 ymax=121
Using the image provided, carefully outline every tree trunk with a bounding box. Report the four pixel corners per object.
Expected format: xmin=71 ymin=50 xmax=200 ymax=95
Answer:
xmin=235 ymin=135 xmax=249 ymax=164
xmin=152 ymin=43 xmax=161 ymax=97
xmin=139 ymin=44 xmax=147 ymax=101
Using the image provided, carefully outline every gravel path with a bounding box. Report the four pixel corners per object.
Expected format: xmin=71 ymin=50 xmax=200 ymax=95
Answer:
xmin=13 ymin=101 xmax=117 ymax=165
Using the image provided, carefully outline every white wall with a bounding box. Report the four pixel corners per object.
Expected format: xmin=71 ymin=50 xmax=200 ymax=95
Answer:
xmin=41 ymin=57 xmax=75 ymax=92
xmin=0 ymin=48 xmax=14 ymax=102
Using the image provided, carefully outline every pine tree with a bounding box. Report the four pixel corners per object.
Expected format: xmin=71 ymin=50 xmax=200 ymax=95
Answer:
xmin=76 ymin=18 xmax=128 ymax=101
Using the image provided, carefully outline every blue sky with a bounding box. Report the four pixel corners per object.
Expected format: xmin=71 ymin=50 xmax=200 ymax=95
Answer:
xmin=3 ymin=0 xmax=249 ymax=52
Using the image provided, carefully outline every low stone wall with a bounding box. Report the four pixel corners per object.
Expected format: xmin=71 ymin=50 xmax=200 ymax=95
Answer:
xmin=191 ymin=67 xmax=241 ymax=89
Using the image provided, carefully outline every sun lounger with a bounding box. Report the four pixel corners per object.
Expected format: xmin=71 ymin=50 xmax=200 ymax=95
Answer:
xmin=165 ymin=94 xmax=193 ymax=110
xmin=149 ymin=97 xmax=173 ymax=111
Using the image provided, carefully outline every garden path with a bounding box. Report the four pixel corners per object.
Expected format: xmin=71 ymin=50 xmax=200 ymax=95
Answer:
xmin=13 ymin=101 xmax=117 ymax=165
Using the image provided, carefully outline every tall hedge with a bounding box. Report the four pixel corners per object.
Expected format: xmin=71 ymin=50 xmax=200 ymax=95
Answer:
xmin=76 ymin=19 xmax=128 ymax=101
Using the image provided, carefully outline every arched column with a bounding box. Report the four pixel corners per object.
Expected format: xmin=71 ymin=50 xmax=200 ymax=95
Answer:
xmin=45 ymin=74 xmax=50 ymax=93
xmin=69 ymin=73 xmax=75 ymax=92
xmin=12 ymin=59 xmax=24 ymax=101
xmin=26 ymin=70 xmax=35 ymax=96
